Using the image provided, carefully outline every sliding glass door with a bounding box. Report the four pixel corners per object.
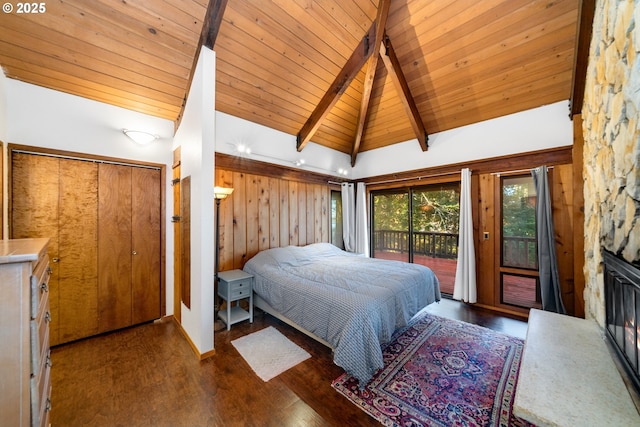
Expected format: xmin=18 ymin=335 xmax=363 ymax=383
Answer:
xmin=372 ymin=191 xmax=410 ymax=262
xmin=371 ymin=183 xmax=460 ymax=294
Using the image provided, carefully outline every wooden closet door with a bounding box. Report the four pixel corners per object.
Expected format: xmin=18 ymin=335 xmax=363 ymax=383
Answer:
xmin=58 ymin=159 xmax=99 ymax=343
xmin=131 ymin=167 xmax=161 ymax=324
xmin=11 ymin=153 xmax=61 ymax=344
xmin=98 ymin=163 xmax=132 ymax=332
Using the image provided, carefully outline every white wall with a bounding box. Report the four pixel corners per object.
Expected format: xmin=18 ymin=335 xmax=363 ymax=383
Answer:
xmin=215 ymin=101 xmax=573 ymax=179
xmin=1 ymin=77 xmax=176 ymax=315
xmin=0 ymin=69 xmax=8 ymax=142
xmin=351 ymin=101 xmax=573 ymax=178
xmin=1 ymin=69 xmax=9 ymax=238
xmin=216 ymin=111 xmax=352 ymax=178
xmin=173 ymin=46 xmax=216 ymax=354
xmin=5 ymin=79 xmax=174 ymax=162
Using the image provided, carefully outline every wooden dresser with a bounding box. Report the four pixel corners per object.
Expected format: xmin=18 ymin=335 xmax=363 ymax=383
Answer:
xmin=0 ymin=238 xmax=51 ymax=427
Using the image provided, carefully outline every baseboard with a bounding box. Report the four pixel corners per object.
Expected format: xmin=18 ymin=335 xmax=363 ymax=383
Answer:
xmin=472 ymin=303 xmax=530 ymax=319
xmin=171 ymin=316 xmax=216 ymax=360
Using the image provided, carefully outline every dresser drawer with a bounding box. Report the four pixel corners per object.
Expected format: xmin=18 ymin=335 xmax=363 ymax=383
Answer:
xmin=40 ymin=394 xmax=51 ymax=427
xmin=30 ymin=256 xmax=50 ymax=319
xmin=30 ymin=351 xmax=51 ymax=427
xmin=30 ymin=295 xmax=50 ymax=375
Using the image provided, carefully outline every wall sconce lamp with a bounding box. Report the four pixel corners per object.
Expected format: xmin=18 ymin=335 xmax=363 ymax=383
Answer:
xmin=214 ymin=186 xmax=234 ymax=318
xmin=123 ymin=129 xmax=158 ymax=145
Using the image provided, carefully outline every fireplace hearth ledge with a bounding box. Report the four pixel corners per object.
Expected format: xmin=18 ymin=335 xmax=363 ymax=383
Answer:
xmin=514 ymin=309 xmax=640 ymax=426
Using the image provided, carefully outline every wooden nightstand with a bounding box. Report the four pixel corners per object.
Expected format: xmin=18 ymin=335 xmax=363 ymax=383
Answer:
xmin=217 ymin=270 xmax=254 ymax=330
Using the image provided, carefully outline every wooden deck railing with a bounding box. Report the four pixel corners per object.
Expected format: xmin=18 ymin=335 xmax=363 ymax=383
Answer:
xmin=503 ymin=236 xmax=537 ymax=269
xmin=374 ymin=229 xmax=537 ymax=268
xmin=373 ymin=230 xmax=459 ymax=259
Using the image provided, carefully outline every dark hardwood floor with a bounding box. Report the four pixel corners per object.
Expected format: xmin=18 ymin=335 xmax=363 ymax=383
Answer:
xmin=50 ymin=298 xmax=528 ymax=427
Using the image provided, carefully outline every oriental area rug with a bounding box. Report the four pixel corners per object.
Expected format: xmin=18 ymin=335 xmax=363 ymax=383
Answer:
xmin=232 ymin=326 xmax=311 ymax=382
xmin=332 ymin=313 xmax=533 ymax=427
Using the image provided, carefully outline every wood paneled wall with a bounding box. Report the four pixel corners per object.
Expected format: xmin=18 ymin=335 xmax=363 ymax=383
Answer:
xmin=215 ymin=167 xmax=332 ymax=271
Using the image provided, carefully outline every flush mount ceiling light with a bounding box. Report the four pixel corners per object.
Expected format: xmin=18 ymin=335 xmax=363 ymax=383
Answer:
xmin=123 ymin=129 xmax=158 ymax=145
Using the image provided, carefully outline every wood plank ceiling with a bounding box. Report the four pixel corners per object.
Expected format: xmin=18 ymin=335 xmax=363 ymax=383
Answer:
xmin=0 ymin=0 xmax=580 ymax=164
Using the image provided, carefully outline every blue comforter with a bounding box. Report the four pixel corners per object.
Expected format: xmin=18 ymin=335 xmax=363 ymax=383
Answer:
xmin=243 ymin=243 xmax=441 ymax=386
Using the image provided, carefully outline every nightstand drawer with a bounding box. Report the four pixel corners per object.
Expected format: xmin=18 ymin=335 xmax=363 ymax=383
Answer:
xmin=229 ymin=288 xmax=249 ymax=299
xmin=218 ymin=277 xmax=252 ymax=300
xmin=229 ymin=279 xmax=251 ymax=293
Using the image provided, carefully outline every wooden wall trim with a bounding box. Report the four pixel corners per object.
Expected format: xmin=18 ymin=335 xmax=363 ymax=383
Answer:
xmin=572 ymin=114 xmax=586 ymax=317
xmin=362 ymin=146 xmax=573 ymax=190
xmin=216 ymin=152 xmax=348 ymax=186
xmin=8 ymin=144 xmax=166 ymax=169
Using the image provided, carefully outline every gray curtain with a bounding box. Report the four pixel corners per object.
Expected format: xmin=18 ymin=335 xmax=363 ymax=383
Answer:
xmin=531 ymin=166 xmax=566 ymax=314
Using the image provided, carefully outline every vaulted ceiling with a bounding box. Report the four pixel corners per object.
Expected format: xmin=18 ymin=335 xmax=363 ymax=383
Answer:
xmin=0 ymin=0 xmax=582 ymax=164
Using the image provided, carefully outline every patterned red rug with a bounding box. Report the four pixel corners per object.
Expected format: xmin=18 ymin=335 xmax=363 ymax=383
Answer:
xmin=332 ymin=313 xmax=533 ymax=426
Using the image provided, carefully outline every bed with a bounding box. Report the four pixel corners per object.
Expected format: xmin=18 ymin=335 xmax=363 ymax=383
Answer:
xmin=242 ymin=242 xmax=441 ymax=386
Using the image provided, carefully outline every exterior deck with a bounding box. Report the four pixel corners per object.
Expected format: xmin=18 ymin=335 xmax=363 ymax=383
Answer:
xmin=373 ymin=250 xmax=540 ymax=309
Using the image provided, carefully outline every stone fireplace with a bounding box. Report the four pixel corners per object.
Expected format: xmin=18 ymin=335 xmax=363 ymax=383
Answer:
xmin=582 ymin=0 xmax=640 ymax=327
xmin=604 ymin=250 xmax=640 ymax=394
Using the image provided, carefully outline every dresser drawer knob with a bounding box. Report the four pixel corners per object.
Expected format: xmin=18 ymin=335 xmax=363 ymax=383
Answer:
xmin=132 ymin=250 xmax=138 ymax=255
xmin=52 ymin=257 xmax=59 ymax=263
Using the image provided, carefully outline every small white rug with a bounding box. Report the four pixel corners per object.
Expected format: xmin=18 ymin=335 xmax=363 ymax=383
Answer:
xmin=231 ymin=326 xmax=311 ymax=381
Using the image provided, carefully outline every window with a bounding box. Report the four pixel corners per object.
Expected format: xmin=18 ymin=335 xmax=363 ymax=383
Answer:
xmin=330 ymin=190 xmax=344 ymax=249
xmin=500 ymin=175 xmax=541 ymax=308
xmin=371 ymin=183 xmax=460 ymax=294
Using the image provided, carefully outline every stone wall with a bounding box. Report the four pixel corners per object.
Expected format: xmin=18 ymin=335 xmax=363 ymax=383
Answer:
xmin=582 ymin=0 xmax=640 ymax=326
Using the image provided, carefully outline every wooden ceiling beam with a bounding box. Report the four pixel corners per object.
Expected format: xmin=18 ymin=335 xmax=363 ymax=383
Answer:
xmin=570 ymin=0 xmax=596 ymax=117
xmin=175 ymin=0 xmax=228 ymax=130
xmin=379 ymin=34 xmax=428 ymax=152
xmin=351 ymin=0 xmax=391 ymax=167
xmin=296 ymin=22 xmax=377 ymax=152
